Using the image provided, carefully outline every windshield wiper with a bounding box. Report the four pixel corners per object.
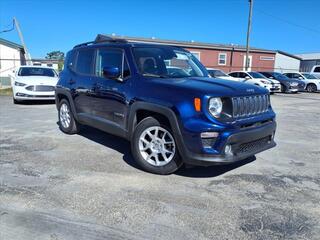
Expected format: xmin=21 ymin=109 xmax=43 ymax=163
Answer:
xmin=142 ymin=73 xmax=167 ymax=78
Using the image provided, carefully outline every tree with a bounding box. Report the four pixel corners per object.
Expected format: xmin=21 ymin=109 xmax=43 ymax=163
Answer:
xmin=45 ymin=51 xmax=65 ymax=71
xmin=45 ymin=51 xmax=64 ymax=60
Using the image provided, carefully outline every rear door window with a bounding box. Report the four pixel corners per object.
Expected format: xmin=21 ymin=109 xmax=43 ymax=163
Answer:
xmin=75 ymin=49 xmax=95 ymax=75
xmin=314 ymin=67 xmax=320 ymax=73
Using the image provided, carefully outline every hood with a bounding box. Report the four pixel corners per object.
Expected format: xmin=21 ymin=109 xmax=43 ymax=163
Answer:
xmin=14 ymin=76 xmax=58 ymax=86
xmin=218 ymin=76 xmax=242 ymax=82
xmin=268 ymin=79 xmax=280 ymax=84
xmin=148 ymin=77 xmax=268 ymax=97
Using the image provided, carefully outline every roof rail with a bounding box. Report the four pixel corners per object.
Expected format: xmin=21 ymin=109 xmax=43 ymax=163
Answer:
xmin=73 ymin=34 xmax=128 ymax=49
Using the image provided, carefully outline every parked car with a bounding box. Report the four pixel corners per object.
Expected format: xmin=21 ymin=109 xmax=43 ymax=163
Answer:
xmin=12 ymin=66 xmax=59 ymax=104
xmin=310 ymin=65 xmax=320 ymax=79
xmin=259 ymin=72 xmax=305 ymax=93
xmin=228 ymin=71 xmax=281 ymax=93
xmin=166 ymin=66 xmax=190 ymax=77
xmin=207 ymin=68 xmax=241 ymax=81
xmin=283 ymin=72 xmax=320 ymax=92
xmin=55 ymin=36 xmax=277 ymax=174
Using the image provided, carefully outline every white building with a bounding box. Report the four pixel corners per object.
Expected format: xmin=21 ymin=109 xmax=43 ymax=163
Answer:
xmin=32 ymin=59 xmax=59 ymax=71
xmin=0 ymin=38 xmax=26 ymax=86
xmin=274 ymin=51 xmax=301 ymax=73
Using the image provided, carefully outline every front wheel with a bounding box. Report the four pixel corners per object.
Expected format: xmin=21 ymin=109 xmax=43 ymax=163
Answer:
xmin=58 ymin=99 xmax=80 ymax=134
xmin=131 ymin=117 xmax=182 ymax=174
xmin=306 ymin=84 xmax=317 ymax=92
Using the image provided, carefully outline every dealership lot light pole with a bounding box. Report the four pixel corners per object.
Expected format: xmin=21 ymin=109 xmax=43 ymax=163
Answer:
xmin=245 ymin=0 xmax=253 ymax=71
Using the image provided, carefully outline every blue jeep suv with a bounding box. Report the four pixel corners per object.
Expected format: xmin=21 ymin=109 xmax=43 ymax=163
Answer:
xmin=55 ymin=35 xmax=276 ymax=174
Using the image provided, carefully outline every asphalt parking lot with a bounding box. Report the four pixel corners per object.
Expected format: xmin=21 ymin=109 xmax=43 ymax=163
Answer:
xmin=0 ymin=93 xmax=320 ymax=240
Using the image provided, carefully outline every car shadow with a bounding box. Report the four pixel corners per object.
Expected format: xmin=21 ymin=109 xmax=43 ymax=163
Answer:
xmin=175 ymin=156 xmax=256 ymax=178
xmin=74 ymin=125 xmax=256 ymax=178
xmin=17 ymin=100 xmax=55 ymax=105
xmin=78 ymin=125 xmax=142 ymax=170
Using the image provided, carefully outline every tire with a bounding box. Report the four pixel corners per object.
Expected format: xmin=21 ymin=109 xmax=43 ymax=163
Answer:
xmin=306 ymin=83 xmax=317 ymax=92
xmin=58 ymin=99 xmax=80 ymax=134
xmin=280 ymin=84 xmax=286 ymax=93
xmin=131 ymin=117 xmax=182 ymax=175
xmin=13 ymin=98 xmax=20 ymax=104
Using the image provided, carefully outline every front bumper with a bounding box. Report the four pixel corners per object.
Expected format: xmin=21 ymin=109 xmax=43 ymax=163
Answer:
xmin=269 ymin=84 xmax=281 ymax=93
xmin=15 ymin=92 xmax=55 ymax=100
xmin=180 ymin=121 xmax=276 ymax=166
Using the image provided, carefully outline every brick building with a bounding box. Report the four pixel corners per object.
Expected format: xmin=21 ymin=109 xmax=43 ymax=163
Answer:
xmin=98 ymin=34 xmax=276 ymax=73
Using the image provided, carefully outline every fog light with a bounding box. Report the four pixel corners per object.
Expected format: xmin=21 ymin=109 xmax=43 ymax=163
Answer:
xmin=201 ymin=132 xmax=219 ymax=138
xmin=224 ymin=144 xmax=233 ymax=155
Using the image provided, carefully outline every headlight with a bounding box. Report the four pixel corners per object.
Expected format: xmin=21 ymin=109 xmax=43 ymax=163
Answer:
xmin=261 ymin=80 xmax=271 ymax=84
xmin=208 ymin=98 xmax=223 ymax=117
xmin=15 ymin=81 xmax=26 ymax=86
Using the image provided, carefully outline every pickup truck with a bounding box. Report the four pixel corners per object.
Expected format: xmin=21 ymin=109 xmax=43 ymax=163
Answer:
xmin=310 ymin=65 xmax=320 ymax=79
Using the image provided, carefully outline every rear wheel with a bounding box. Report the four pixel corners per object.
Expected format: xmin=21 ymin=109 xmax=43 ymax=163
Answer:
xmin=58 ymin=99 xmax=80 ymax=134
xmin=306 ymin=83 xmax=317 ymax=92
xmin=131 ymin=117 xmax=182 ymax=174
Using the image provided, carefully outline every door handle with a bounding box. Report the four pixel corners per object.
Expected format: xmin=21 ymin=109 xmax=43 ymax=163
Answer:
xmin=68 ymin=79 xmax=76 ymax=85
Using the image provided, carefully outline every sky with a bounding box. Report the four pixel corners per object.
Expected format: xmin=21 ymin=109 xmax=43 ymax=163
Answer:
xmin=0 ymin=0 xmax=319 ymax=58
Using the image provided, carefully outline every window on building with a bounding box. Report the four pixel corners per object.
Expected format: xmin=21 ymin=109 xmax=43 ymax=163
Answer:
xmin=75 ymin=49 xmax=95 ymax=75
xmin=190 ymin=52 xmax=200 ymax=60
xmin=218 ymin=53 xmax=227 ymax=65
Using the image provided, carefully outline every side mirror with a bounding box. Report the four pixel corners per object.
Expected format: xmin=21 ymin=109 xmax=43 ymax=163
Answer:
xmin=245 ymin=76 xmax=251 ymax=80
xmin=298 ymin=76 xmax=303 ymax=80
xmin=269 ymin=76 xmax=274 ymax=79
xmin=102 ymin=66 xmax=121 ymax=80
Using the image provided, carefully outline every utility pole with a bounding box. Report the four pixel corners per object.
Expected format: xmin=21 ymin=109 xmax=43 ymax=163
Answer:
xmin=13 ymin=17 xmax=31 ymax=65
xmin=245 ymin=0 xmax=253 ymax=71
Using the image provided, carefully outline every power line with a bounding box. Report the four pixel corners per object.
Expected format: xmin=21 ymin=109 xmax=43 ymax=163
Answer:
xmin=256 ymin=9 xmax=320 ymax=35
xmin=0 ymin=20 xmax=15 ymax=34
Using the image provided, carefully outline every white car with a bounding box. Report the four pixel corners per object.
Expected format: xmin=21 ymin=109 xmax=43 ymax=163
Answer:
xmin=310 ymin=65 xmax=320 ymax=79
xmin=207 ymin=68 xmax=242 ymax=81
xmin=228 ymin=71 xmax=281 ymax=93
xmin=12 ymin=66 xmax=59 ymax=104
xmin=283 ymin=72 xmax=320 ymax=92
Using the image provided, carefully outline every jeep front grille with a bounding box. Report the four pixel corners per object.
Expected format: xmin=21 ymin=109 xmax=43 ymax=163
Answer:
xmin=231 ymin=95 xmax=270 ymax=118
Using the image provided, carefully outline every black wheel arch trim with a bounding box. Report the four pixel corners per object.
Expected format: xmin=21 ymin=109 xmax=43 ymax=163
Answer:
xmin=55 ymin=87 xmax=79 ymax=121
xmin=127 ymin=101 xmax=187 ymax=156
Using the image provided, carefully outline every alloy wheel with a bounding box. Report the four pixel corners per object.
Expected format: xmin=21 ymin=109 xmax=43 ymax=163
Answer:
xmin=138 ymin=126 xmax=176 ymax=167
xmin=60 ymin=103 xmax=71 ymax=129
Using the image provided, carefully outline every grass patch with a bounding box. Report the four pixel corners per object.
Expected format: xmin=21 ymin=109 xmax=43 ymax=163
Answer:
xmin=0 ymin=87 xmax=13 ymax=96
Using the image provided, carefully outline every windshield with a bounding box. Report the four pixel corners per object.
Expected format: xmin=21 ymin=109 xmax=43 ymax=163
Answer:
xmin=208 ymin=69 xmax=228 ymax=77
xmin=133 ymin=47 xmax=207 ymax=78
xmin=302 ymin=73 xmax=318 ymax=79
xmin=272 ymin=72 xmax=291 ymax=80
xmin=18 ymin=67 xmax=57 ymax=77
xmin=248 ymin=72 xmax=266 ymax=79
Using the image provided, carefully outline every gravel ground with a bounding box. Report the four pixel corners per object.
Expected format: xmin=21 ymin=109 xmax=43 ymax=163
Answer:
xmin=0 ymin=93 xmax=319 ymax=240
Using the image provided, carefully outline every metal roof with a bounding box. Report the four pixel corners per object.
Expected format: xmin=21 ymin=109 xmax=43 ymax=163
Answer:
xmin=276 ymin=50 xmax=302 ymax=60
xmin=0 ymin=38 xmax=24 ymax=50
xmin=97 ymin=34 xmax=276 ymax=53
xmin=295 ymin=53 xmax=320 ymax=60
